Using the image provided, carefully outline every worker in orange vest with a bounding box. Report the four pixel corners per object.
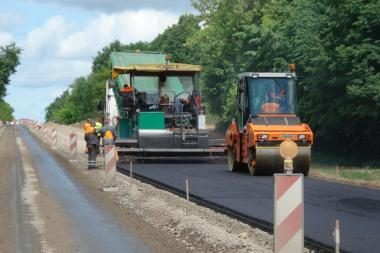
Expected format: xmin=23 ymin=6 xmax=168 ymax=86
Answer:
xmin=83 ymin=119 xmax=99 ymax=169
xmin=119 ymin=83 xmax=134 ymax=94
xmin=101 ymin=120 xmax=117 ymax=145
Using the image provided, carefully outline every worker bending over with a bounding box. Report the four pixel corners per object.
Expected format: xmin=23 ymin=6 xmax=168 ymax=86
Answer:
xmin=101 ymin=120 xmax=117 ymax=145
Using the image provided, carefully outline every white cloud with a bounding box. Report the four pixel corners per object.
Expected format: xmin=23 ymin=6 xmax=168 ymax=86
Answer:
xmin=17 ymin=9 xmax=178 ymax=85
xmin=57 ymin=9 xmax=179 ymax=59
xmin=12 ymin=59 xmax=91 ymax=86
xmin=0 ymin=32 xmax=14 ymax=46
xmin=24 ymin=16 xmax=72 ymax=59
xmin=30 ymin=0 xmax=194 ymax=13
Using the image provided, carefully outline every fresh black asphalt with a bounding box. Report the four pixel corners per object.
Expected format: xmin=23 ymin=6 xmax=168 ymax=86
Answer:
xmin=118 ymin=162 xmax=380 ymax=253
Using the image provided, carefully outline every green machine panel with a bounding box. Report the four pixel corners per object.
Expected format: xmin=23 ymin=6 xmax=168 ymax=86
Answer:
xmin=118 ymin=119 xmax=131 ymax=138
xmin=138 ymin=112 xmax=164 ymax=129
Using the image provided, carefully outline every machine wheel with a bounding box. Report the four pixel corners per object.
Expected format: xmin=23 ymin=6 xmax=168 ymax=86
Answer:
xmin=247 ymin=149 xmax=256 ymax=176
xmin=227 ymin=148 xmax=240 ymax=172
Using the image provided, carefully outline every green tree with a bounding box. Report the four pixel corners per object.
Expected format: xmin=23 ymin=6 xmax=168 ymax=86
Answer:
xmin=45 ymin=89 xmax=70 ymax=122
xmin=189 ymin=0 xmax=267 ymax=118
xmin=0 ymin=42 xmax=21 ymax=121
xmin=0 ymin=43 xmax=21 ymax=98
xmin=150 ymin=14 xmax=201 ymax=64
xmin=301 ymin=0 xmax=380 ymax=154
xmin=0 ymin=99 xmax=14 ymax=122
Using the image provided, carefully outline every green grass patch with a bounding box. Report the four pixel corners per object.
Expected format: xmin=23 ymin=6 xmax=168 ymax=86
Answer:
xmin=339 ymin=169 xmax=380 ymax=181
xmin=311 ymin=150 xmax=380 ymax=183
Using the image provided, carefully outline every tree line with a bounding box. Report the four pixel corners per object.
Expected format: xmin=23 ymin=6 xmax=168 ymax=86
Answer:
xmin=45 ymin=0 xmax=380 ymax=156
xmin=0 ymin=43 xmax=21 ymax=122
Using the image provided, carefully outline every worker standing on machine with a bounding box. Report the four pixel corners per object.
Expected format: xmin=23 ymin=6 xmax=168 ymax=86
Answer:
xmin=119 ymin=83 xmax=135 ymax=111
xmin=120 ymin=83 xmax=134 ymax=94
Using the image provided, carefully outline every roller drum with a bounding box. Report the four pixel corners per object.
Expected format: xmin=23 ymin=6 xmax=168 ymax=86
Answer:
xmin=255 ymin=145 xmax=311 ymax=175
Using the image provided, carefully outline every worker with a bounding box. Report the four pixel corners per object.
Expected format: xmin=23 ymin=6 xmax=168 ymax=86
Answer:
xmin=95 ymin=120 xmax=103 ymax=153
xmin=83 ymin=119 xmax=99 ymax=169
xmin=119 ymin=83 xmax=134 ymax=95
xmin=83 ymin=118 xmax=94 ymax=153
xmin=101 ymin=120 xmax=117 ymax=145
xmin=95 ymin=120 xmax=103 ymax=136
xmin=86 ymin=129 xmax=99 ymax=169
xmin=119 ymin=83 xmax=136 ymax=110
xmin=261 ymin=88 xmax=285 ymax=113
xmin=83 ymin=118 xmax=94 ymax=136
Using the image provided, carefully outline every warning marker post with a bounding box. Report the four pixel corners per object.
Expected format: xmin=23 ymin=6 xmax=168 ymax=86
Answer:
xmin=43 ymin=126 xmax=48 ymax=142
xmin=69 ymin=133 xmax=77 ymax=162
xmin=103 ymin=145 xmax=118 ymax=192
xmin=51 ymin=128 xmax=57 ymax=149
xmin=274 ymin=140 xmax=304 ymax=253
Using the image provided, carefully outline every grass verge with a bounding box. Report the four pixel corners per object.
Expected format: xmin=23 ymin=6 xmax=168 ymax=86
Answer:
xmin=310 ymin=150 xmax=380 ymax=189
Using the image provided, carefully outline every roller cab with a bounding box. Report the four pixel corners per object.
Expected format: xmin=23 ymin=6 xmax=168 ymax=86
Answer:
xmin=226 ymin=71 xmax=313 ymax=175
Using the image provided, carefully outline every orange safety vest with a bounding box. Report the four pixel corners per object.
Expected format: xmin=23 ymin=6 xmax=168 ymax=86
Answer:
xmin=120 ymin=86 xmax=134 ymax=93
xmin=104 ymin=130 xmax=114 ymax=139
xmin=83 ymin=122 xmax=95 ymax=134
xmin=261 ymin=103 xmax=280 ymax=113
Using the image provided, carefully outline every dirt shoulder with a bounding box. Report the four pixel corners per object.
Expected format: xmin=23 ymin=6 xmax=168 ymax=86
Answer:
xmin=0 ymin=127 xmax=17 ymax=253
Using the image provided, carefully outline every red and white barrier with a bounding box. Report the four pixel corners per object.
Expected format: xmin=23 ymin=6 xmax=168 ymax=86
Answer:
xmin=69 ymin=133 xmax=77 ymax=158
xmin=274 ymin=174 xmax=304 ymax=253
xmin=43 ymin=126 xmax=48 ymax=142
xmin=51 ymin=128 xmax=57 ymax=147
xmin=104 ymin=145 xmax=118 ymax=190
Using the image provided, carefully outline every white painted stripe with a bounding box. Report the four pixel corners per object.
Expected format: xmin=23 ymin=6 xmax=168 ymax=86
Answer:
xmin=276 ymin=177 xmax=302 ymax=225
xmin=278 ymin=228 xmax=303 ymax=253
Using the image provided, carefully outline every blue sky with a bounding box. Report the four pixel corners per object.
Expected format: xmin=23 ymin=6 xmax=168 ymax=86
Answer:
xmin=1 ymin=0 xmax=194 ymax=121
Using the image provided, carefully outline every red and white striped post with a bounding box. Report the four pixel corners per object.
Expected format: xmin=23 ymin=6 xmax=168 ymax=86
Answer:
xmin=274 ymin=174 xmax=304 ymax=253
xmin=43 ymin=126 xmax=48 ymax=142
xmin=69 ymin=133 xmax=77 ymax=159
xmin=51 ymin=128 xmax=57 ymax=148
xmin=103 ymin=145 xmax=118 ymax=191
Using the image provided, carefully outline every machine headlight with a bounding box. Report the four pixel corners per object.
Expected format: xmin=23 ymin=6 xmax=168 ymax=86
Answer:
xmin=298 ymin=134 xmax=306 ymax=140
xmin=286 ymin=73 xmax=294 ymax=79
xmin=258 ymin=134 xmax=268 ymax=140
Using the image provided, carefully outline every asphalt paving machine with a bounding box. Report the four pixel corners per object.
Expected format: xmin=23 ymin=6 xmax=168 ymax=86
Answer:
xmin=225 ymin=67 xmax=313 ymax=175
xmin=105 ymin=51 xmax=223 ymax=159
